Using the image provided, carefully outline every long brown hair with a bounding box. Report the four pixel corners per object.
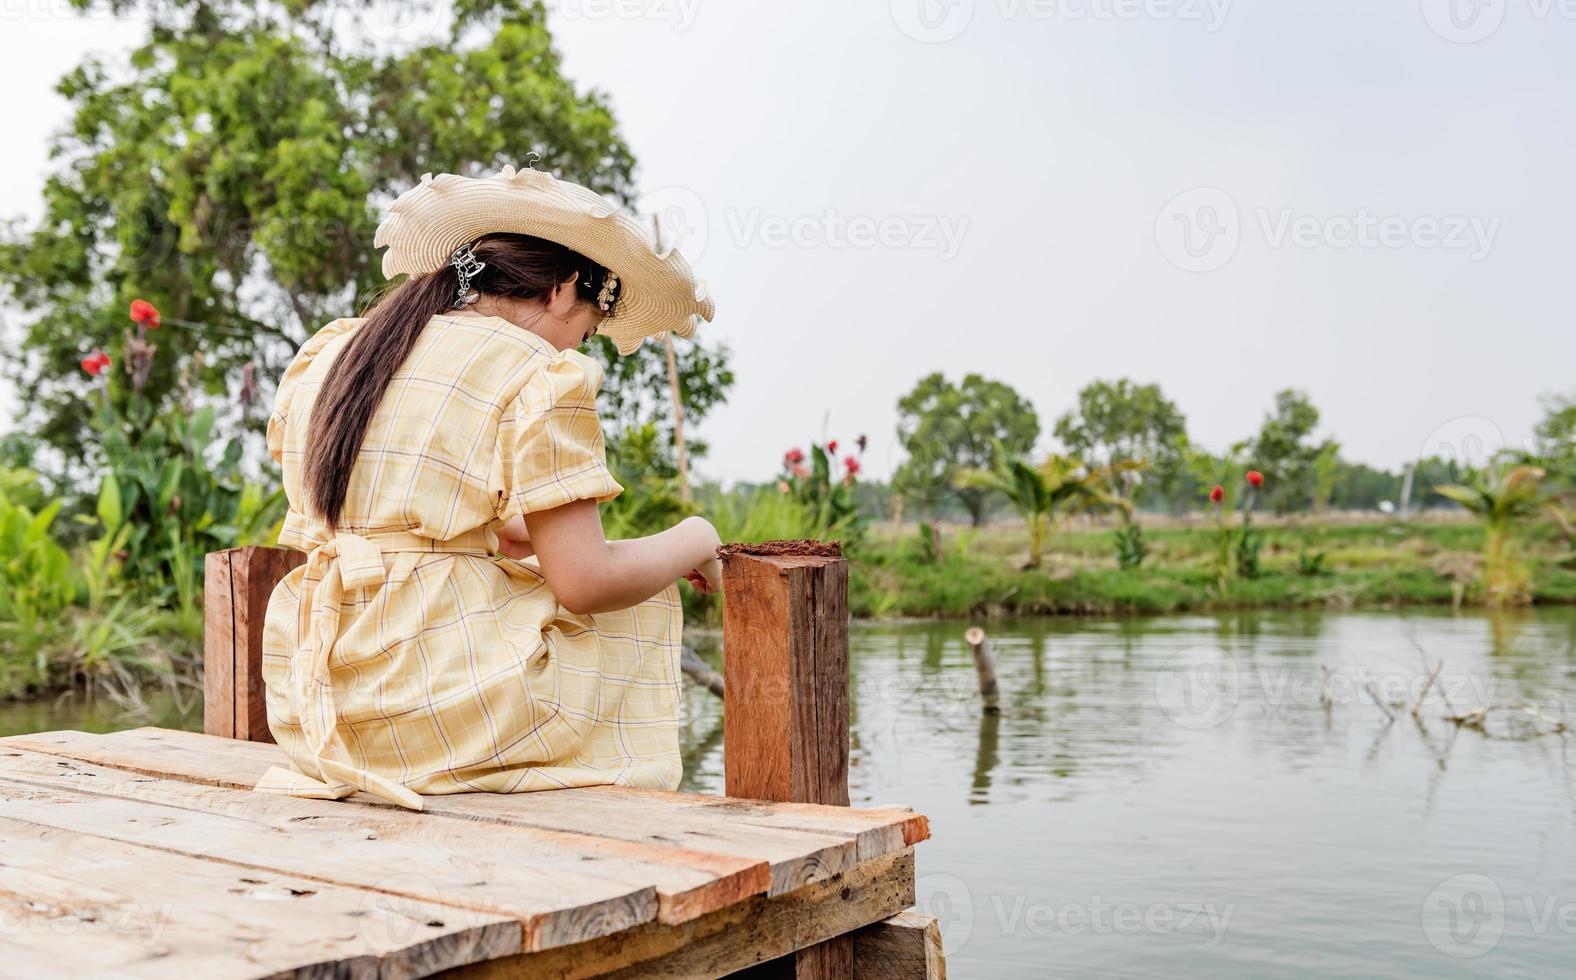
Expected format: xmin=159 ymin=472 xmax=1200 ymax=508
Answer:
xmin=304 ymin=233 xmax=617 ymax=526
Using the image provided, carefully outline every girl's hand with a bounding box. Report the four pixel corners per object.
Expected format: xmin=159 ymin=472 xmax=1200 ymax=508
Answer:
xmin=497 ymin=516 xmax=534 ymax=559
xmin=684 ymin=556 xmax=723 ymax=595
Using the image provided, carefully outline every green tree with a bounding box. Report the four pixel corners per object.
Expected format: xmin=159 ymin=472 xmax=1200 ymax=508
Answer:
xmin=1053 ymin=378 xmax=1187 ymax=501
xmin=893 ymin=372 xmax=1040 ymax=527
xmin=1250 ymin=389 xmax=1338 ymax=514
xmin=0 ymin=0 xmax=727 ymax=484
xmin=1531 ymin=391 xmax=1576 ymax=489
xmin=1437 ymin=465 xmax=1555 ymax=606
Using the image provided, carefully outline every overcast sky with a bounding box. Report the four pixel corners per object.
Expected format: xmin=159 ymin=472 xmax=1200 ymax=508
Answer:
xmin=4 ymin=0 xmax=1573 ymax=483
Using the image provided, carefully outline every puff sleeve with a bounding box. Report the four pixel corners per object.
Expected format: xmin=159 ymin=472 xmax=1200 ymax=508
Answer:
xmin=267 ymin=318 xmax=360 ymax=464
xmin=495 ymin=349 xmax=624 ymax=520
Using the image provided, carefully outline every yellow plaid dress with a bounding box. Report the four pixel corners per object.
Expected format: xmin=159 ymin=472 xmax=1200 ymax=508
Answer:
xmin=253 ymin=313 xmax=683 ymax=811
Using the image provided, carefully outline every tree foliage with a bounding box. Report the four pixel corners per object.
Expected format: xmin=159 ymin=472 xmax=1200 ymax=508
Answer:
xmin=0 ymin=0 xmax=727 ymax=483
xmin=1053 ymin=378 xmax=1187 ymax=501
xmin=1250 ymin=389 xmax=1338 ymax=514
xmin=893 ymin=372 xmax=1040 ymax=526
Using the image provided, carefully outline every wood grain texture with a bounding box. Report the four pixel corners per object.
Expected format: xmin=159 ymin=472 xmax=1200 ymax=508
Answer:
xmin=433 ymin=849 xmax=915 ymax=980
xmin=0 ymin=813 xmax=519 ymax=979
xmin=0 ymin=749 xmax=658 ymax=952
xmin=0 ymin=728 xmax=926 ymax=898
xmin=852 ymin=911 xmax=946 ymax=980
xmin=721 ymin=549 xmax=854 ymax=979
xmin=202 ymin=546 xmax=302 ymax=743
xmin=721 ymin=551 xmax=850 ymax=806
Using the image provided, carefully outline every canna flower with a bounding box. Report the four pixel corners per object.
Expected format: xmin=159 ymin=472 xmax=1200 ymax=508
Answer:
xmin=783 ymin=447 xmax=806 ymax=467
xmin=844 ymin=455 xmax=861 ymax=477
xmin=129 ymin=298 xmax=161 ymax=329
xmin=856 ymin=434 xmax=868 ymax=453
xmin=80 ymin=350 xmax=112 ymax=377
xmin=827 ymin=439 xmax=839 ymax=454
xmin=1209 ymin=485 xmax=1225 ymax=504
xmin=1246 ymin=470 xmax=1264 ymax=488
xmin=792 ymin=464 xmax=810 ymax=480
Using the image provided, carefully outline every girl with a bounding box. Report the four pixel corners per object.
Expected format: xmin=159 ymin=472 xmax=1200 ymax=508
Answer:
xmin=253 ymin=166 xmax=718 ymax=810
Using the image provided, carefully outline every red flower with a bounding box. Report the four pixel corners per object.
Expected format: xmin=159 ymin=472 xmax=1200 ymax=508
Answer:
xmin=783 ymin=447 xmax=805 ymax=467
xmin=827 ymin=439 xmax=839 ymax=454
xmin=129 ymin=299 xmax=161 ymax=329
xmin=1209 ymin=485 xmax=1225 ymax=504
xmin=1246 ymin=470 xmax=1264 ymax=488
xmin=844 ymin=455 xmax=861 ymax=477
xmin=81 ymin=350 xmax=112 ymax=377
xmin=792 ymin=464 xmax=809 ymax=479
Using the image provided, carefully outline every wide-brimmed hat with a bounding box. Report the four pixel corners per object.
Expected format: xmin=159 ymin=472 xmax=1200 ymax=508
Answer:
xmin=373 ymin=164 xmax=714 ymax=355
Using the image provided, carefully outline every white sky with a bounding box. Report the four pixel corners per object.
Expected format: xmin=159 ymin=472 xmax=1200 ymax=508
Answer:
xmin=4 ymin=0 xmax=1574 ymax=482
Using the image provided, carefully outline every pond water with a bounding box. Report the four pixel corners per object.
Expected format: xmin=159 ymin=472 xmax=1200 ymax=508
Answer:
xmin=4 ymin=608 xmax=1573 ymax=978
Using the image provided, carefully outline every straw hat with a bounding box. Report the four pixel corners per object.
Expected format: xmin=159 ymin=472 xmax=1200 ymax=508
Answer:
xmin=374 ymin=164 xmax=714 ymax=355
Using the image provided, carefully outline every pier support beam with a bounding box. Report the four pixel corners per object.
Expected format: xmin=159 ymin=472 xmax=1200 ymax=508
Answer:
xmin=203 ymin=546 xmax=302 ymax=743
xmin=721 ymin=540 xmax=852 ymax=977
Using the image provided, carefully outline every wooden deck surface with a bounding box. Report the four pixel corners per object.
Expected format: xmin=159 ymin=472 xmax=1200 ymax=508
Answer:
xmin=0 ymin=727 xmax=929 ymax=978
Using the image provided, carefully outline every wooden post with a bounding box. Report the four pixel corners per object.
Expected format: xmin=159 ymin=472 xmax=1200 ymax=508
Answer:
xmin=964 ymin=626 xmax=1001 ymax=714
xmin=722 ymin=540 xmax=851 ymax=978
xmin=203 ymin=546 xmax=303 ymax=743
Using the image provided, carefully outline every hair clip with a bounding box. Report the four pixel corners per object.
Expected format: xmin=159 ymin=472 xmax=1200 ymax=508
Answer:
xmin=596 ymin=271 xmax=619 ymax=313
xmin=450 ymin=242 xmax=486 ymax=308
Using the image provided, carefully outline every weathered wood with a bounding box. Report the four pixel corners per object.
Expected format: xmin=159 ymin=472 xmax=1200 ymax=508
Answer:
xmin=0 ymin=813 xmax=519 ymax=978
xmin=0 ymin=743 xmax=762 ymax=926
xmin=433 ymin=849 xmax=915 ymax=980
xmin=0 ymin=746 xmax=757 ymax=927
xmin=203 ymin=546 xmax=303 ymax=743
xmin=852 ymin=911 xmax=947 ymax=980
xmin=0 ymin=749 xmax=659 ymax=951
xmin=720 ymin=542 xmax=853 ymax=979
xmin=0 ymin=727 xmax=926 ymax=899
xmin=720 ymin=545 xmax=849 ymax=806
xmin=964 ymin=626 xmax=1001 ymax=714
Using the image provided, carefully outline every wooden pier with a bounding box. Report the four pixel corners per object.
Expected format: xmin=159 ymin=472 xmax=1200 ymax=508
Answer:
xmin=0 ymin=543 xmax=942 ymax=978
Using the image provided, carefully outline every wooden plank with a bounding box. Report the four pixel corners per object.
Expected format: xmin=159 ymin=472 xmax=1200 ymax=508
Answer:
xmin=721 ymin=548 xmax=850 ymax=807
xmin=852 ymin=911 xmax=946 ymax=980
xmin=0 ymin=750 xmax=659 ymax=952
xmin=0 ymin=745 xmax=761 ymax=927
xmin=0 ymin=728 xmax=922 ymax=898
xmin=202 ymin=551 xmax=236 ymax=740
xmin=721 ymin=544 xmax=855 ymax=980
xmin=434 ymin=849 xmax=915 ymax=980
xmin=203 ymin=546 xmax=303 ymax=743
xmin=0 ymin=813 xmax=518 ymax=979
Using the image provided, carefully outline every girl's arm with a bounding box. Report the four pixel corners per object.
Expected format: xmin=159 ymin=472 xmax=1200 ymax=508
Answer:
xmin=524 ymin=499 xmax=722 ymax=615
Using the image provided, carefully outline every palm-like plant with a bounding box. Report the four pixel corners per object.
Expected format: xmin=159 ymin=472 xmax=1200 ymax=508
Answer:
xmin=1436 ymin=465 xmax=1553 ymax=606
xmin=956 ymin=442 xmax=1130 ymax=568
